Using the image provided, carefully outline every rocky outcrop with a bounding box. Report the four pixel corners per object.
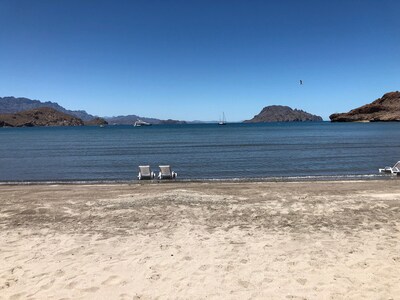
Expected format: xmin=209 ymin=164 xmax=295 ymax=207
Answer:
xmin=84 ymin=117 xmax=108 ymax=126
xmin=0 ymin=96 xmax=96 ymax=121
xmin=0 ymin=107 xmax=84 ymax=127
xmin=244 ymin=105 xmax=322 ymax=123
xmin=330 ymin=92 xmax=400 ymax=122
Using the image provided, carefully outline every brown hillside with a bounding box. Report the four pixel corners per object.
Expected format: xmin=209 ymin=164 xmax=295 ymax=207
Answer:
xmin=330 ymin=92 xmax=400 ymax=122
xmin=0 ymin=107 xmax=84 ymax=127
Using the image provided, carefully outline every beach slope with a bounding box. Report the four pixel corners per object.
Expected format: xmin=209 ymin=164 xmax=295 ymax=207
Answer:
xmin=0 ymin=180 xmax=399 ymax=299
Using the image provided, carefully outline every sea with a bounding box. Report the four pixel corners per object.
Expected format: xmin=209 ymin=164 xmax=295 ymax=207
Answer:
xmin=1 ymin=122 xmax=400 ymax=183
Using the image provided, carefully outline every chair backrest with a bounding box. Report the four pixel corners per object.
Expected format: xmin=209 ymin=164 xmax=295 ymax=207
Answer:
xmin=139 ymin=165 xmax=151 ymax=176
xmin=393 ymin=166 xmax=400 ymax=173
xmin=159 ymin=165 xmax=172 ymax=176
xmin=393 ymin=161 xmax=400 ymax=169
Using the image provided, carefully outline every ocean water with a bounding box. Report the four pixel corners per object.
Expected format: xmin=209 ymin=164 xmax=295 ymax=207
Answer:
xmin=1 ymin=122 xmax=400 ymax=182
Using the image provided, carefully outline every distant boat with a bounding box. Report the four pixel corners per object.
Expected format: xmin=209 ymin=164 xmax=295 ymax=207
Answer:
xmin=134 ymin=119 xmax=152 ymax=127
xmin=218 ymin=112 xmax=227 ymax=125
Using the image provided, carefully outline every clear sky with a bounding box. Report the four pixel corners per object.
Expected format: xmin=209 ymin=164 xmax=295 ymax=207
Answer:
xmin=0 ymin=0 xmax=399 ymax=121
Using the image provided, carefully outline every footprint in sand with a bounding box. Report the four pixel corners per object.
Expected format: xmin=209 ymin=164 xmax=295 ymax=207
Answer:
xmin=138 ymin=256 xmax=151 ymax=264
xmin=225 ymin=265 xmax=235 ymax=272
xmin=286 ymin=296 xmax=307 ymax=300
xmin=199 ymin=265 xmax=210 ymax=271
xmin=40 ymin=278 xmax=55 ymax=290
xmin=148 ymin=273 xmax=161 ymax=281
xmin=81 ymin=286 xmax=100 ymax=293
xmin=102 ymin=275 xmax=122 ymax=286
xmin=66 ymin=280 xmax=79 ymax=289
xmin=9 ymin=293 xmax=27 ymax=300
xmin=263 ymin=277 xmax=274 ymax=283
xmin=238 ymin=279 xmax=250 ymax=288
xmin=119 ymin=293 xmax=134 ymax=300
xmin=296 ymin=278 xmax=307 ymax=285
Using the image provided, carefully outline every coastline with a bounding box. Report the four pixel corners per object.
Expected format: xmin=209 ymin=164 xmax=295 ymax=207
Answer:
xmin=1 ymin=180 xmax=399 ymax=299
xmin=0 ymin=173 xmax=396 ymax=185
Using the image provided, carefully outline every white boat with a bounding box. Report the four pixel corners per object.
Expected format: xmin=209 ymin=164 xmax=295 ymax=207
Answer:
xmin=134 ymin=119 xmax=152 ymax=127
xmin=218 ymin=112 xmax=227 ymax=125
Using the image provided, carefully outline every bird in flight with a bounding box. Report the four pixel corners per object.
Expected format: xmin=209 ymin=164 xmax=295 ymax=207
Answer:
xmin=300 ymin=80 xmax=303 ymax=85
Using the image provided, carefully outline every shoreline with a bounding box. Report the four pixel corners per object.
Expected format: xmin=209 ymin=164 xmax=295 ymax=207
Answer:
xmin=1 ymin=180 xmax=399 ymax=299
xmin=0 ymin=173 xmax=397 ymax=185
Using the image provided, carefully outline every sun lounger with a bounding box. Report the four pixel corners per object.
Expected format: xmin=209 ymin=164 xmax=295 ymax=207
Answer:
xmin=379 ymin=161 xmax=400 ymax=174
xmin=158 ymin=165 xmax=177 ymax=179
xmin=138 ymin=165 xmax=155 ymax=180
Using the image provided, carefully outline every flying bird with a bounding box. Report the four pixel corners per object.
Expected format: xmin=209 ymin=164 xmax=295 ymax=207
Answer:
xmin=300 ymin=80 xmax=303 ymax=85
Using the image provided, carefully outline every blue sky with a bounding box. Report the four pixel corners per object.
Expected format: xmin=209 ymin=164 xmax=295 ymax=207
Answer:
xmin=0 ymin=0 xmax=399 ymax=121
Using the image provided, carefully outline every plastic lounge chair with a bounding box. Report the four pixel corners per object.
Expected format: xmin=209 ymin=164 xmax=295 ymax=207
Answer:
xmin=379 ymin=161 xmax=400 ymax=174
xmin=138 ymin=165 xmax=155 ymax=180
xmin=158 ymin=165 xmax=177 ymax=179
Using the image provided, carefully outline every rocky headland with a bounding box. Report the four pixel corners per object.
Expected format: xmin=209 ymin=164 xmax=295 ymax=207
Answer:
xmin=330 ymin=91 xmax=400 ymax=122
xmin=0 ymin=96 xmax=96 ymax=121
xmin=0 ymin=107 xmax=84 ymax=127
xmin=244 ymin=105 xmax=322 ymax=123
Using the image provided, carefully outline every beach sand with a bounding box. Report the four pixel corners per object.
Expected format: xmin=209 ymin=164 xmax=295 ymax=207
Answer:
xmin=1 ymin=180 xmax=400 ymax=299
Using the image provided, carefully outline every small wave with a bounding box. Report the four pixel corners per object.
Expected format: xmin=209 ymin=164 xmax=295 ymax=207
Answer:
xmin=0 ymin=173 xmax=396 ymax=185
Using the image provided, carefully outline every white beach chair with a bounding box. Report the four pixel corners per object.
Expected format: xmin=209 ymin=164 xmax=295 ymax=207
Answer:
xmin=158 ymin=165 xmax=177 ymax=180
xmin=138 ymin=165 xmax=155 ymax=180
xmin=379 ymin=161 xmax=400 ymax=174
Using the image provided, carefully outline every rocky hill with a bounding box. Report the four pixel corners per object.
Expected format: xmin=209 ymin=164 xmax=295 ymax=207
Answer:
xmin=244 ymin=105 xmax=322 ymax=123
xmin=0 ymin=107 xmax=84 ymax=127
xmin=0 ymin=96 xmax=96 ymax=121
xmin=330 ymin=91 xmax=400 ymax=122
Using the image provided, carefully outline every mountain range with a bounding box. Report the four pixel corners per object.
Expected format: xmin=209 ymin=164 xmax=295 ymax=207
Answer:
xmin=0 ymin=96 xmax=185 ymax=125
xmin=3 ymin=92 xmax=400 ymax=126
xmin=0 ymin=96 xmax=96 ymax=121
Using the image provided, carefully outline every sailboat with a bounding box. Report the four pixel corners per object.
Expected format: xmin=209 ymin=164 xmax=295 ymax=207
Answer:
xmin=218 ymin=112 xmax=227 ymax=125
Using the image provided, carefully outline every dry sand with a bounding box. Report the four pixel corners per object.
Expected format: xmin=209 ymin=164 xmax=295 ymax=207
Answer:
xmin=0 ymin=180 xmax=400 ymax=299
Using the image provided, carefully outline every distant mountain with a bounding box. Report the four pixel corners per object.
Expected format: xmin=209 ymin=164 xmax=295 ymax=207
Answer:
xmin=84 ymin=117 xmax=108 ymax=126
xmin=0 ymin=96 xmax=190 ymax=125
xmin=244 ymin=105 xmax=322 ymax=122
xmin=0 ymin=107 xmax=84 ymax=127
xmin=330 ymin=91 xmax=400 ymax=122
xmin=104 ymin=115 xmax=186 ymax=125
xmin=0 ymin=96 xmax=96 ymax=121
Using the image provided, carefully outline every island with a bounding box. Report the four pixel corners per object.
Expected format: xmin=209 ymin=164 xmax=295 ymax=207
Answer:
xmin=244 ymin=105 xmax=322 ymax=123
xmin=330 ymin=91 xmax=400 ymax=122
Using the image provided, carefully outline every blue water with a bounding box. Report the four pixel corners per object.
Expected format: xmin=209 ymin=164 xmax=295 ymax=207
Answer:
xmin=1 ymin=122 xmax=400 ymax=182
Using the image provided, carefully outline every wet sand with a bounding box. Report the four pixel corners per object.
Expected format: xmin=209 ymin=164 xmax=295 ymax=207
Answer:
xmin=1 ymin=180 xmax=400 ymax=299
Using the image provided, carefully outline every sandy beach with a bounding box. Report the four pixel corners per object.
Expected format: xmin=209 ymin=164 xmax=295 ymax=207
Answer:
xmin=1 ymin=180 xmax=400 ymax=299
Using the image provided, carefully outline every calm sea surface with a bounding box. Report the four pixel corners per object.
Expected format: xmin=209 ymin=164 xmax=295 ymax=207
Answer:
xmin=1 ymin=122 xmax=400 ymax=182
